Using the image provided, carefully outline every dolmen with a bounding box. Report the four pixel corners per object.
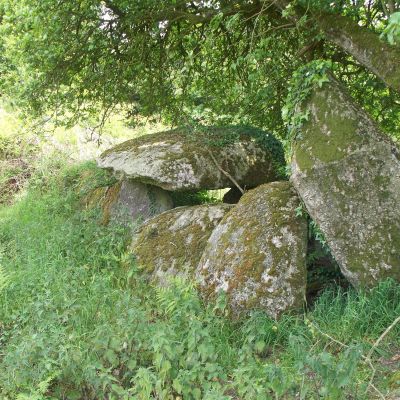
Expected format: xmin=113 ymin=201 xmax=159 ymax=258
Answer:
xmin=96 ymin=121 xmax=400 ymax=318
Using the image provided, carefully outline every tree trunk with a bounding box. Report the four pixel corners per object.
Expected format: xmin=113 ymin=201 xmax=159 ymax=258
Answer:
xmin=273 ymin=0 xmax=400 ymax=91
xmin=317 ymin=12 xmax=400 ymax=92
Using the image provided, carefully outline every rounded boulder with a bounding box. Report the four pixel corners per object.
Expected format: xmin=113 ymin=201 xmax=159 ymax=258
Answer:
xmin=197 ymin=182 xmax=308 ymax=318
xmin=131 ymin=203 xmax=233 ymax=284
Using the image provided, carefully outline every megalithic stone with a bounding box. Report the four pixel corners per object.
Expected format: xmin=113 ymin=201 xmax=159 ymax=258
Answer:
xmin=197 ymin=182 xmax=308 ymax=319
xmin=290 ymin=76 xmax=400 ymax=288
xmin=97 ymin=126 xmax=285 ymax=191
xmin=131 ymin=204 xmax=233 ymax=285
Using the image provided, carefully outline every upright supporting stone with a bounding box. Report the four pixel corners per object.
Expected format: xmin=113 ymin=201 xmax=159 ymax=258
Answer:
xmin=291 ymin=77 xmax=400 ymax=288
xmin=85 ymin=180 xmax=173 ymax=227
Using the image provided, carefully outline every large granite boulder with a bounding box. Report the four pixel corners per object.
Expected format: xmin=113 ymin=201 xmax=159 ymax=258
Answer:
xmin=291 ymin=77 xmax=400 ymax=288
xmin=131 ymin=204 xmax=233 ymax=284
xmin=84 ymin=180 xmax=173 ymax=226
xmin=98 ymin=126 xmax=285 ymax=191
xmin=197 ymin=182 xmax=308 ymax=318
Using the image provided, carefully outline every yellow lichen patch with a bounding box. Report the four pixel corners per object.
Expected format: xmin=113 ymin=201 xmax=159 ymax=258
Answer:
xmin=82 ymin=182 xmax=122 ymax=225
xmin=101 ymin=182 xmax=123 ymax=225
xmin=82 ymin=180 xmax=173 ymax=227
xmin=81 ymin=186 xmax=107 ymax=209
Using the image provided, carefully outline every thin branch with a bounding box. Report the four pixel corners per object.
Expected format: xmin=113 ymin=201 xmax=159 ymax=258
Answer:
xmin=366 ymin=315 xmax=400 ymax=361
xmin=207 ymin=150 xmax=245 ymax=194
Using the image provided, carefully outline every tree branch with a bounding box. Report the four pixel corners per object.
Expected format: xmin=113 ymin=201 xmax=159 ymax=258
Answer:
xmin=207 ymin=150 xmax=245 ymax=194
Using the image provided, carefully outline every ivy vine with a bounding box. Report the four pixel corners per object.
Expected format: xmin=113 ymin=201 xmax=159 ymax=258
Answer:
xmin=282 ymin=60 xmax=332 ymax=147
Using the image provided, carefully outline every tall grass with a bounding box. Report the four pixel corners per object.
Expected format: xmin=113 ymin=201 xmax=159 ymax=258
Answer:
xmin=0 ymin=161 xmax=399 ymax=399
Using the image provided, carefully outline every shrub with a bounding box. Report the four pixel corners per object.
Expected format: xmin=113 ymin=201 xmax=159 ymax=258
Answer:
xmin=0 ymin=162 xmax=399 ymax=399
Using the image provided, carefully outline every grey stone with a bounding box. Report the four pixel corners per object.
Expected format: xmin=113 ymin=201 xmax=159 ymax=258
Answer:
xmin=291 ymin=77 xmax=400 ymax=288
xmin=131 ymin=203 xmax=233 ymax=284
xmin=85 ymin=180 xmax=173 ymax=227
xmin=97 ymin=126 xmax=284 ymax=191
xmin=197 ymin=182 xmax=308 ymax=319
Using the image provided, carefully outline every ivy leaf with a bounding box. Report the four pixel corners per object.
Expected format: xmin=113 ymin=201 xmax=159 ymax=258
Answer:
xmin=317 ymin=75 xmax=330 ymax=88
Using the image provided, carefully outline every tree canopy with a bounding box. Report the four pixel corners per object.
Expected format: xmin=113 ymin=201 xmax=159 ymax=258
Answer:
xmin=0 ymin=0 xmax=399 ymax=140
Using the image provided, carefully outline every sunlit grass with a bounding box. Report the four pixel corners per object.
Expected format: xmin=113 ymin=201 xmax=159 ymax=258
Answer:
xmin=0 ymin=161 xmax=399 ymax=399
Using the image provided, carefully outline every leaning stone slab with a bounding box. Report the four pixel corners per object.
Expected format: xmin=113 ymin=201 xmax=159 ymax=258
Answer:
xmin=291 ymin=77 xmax=400 ymax=288
xmin=85 ymin=180 xmax=173 ymax=226
xmin=197 ymin=182 xmax=308 ymax=319
xmin=98 ymin=126 xmax=285 ymax=191
xmin=131 ymin=204 xmax=233 ymax=284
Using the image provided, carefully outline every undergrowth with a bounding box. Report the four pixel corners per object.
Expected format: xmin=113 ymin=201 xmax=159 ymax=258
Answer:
xmin=0 ymin=132 xmax=38 ymax=205
xmin=0 ymin=161 xmax=399 ymax=399
xmin=170 ymin=189 xmax=222 ymax=207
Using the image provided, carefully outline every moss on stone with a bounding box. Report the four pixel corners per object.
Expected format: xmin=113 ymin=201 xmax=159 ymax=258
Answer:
xmin=101 ymin=182 xmax=123 ymax=225
xmin=131 ymin=204 xmax=233 ymax=284
xmin=98 ymin=126 xmax=286 ymax=191
xmin=291 ymin=77 xmax=400 ymax=288
xmin=294 ymin=84 xmax=366 ymax=171
xmin=83 ymin=180 xmax=173 ymax=227
xmin=197 ymin=181 xmax=308 ymax=318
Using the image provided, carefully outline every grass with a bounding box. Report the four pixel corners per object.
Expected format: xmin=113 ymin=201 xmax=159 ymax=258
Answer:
xmin=0 ymin=160 xmax=399 ymax=399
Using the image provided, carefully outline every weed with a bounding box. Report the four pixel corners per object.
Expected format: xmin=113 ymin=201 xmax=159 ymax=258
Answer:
xmin=0 ymin=162 xmax=399 ymax=399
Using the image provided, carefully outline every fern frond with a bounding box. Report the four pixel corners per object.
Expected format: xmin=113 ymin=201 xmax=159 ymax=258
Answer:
xmin=155 ymin=285 xmax=178 ymax=317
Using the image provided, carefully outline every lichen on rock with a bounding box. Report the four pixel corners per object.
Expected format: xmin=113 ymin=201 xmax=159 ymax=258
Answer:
xmin=97 ymin=126 xmax=285 ymax=191
xmin=84 ymin=180 xmax=173 ymax=227
xmin=291 ymin=76 xmax=400 ymax=288
xmin=197 ymin=181 xmax=308 ymax=319
xmin=131 ymin=203 xmax=233 ymax=284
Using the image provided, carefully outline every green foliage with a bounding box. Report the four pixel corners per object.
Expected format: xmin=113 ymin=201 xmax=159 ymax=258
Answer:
xmin=295 ymin=201 xmax=328 ymax=250
xmin=0 ymin=123 xmax=39 ymax=204
xmin=0 ymin=0 xmax=398 ymax=154
xmin=170 ymin=189 xmax=221 ymax=207
xmin=0 ymin=3 xmax=330 ymax=130
xmin=0 ymin=162 xmax=399 ymax=399
xmin=291 ymin=334 xmax=363 ymax=400
xmin=186 ymin=125 xmax=287 ymax=177
xmin=381 ymin=12 xmax=400 ymax=45
xmin=282 ymin=60 xmax=332 ymax=145
xmin=1 ymin=0 xmax=398 ymax=144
